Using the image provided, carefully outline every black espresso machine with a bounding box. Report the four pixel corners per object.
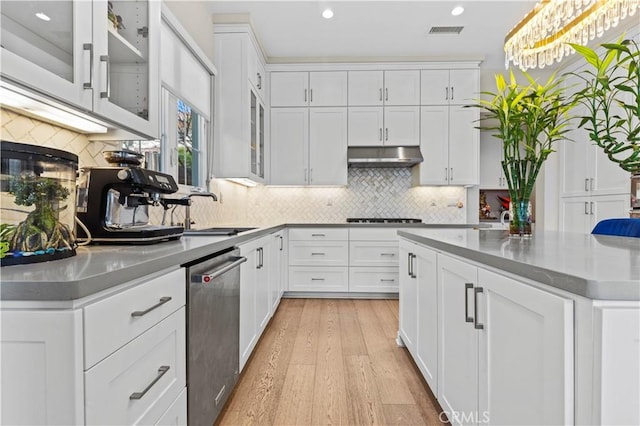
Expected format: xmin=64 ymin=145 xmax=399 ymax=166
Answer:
xmin=76 ymin=153 xmax=185 ymax=243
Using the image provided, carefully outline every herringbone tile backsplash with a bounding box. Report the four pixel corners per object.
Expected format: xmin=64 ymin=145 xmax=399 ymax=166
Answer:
xmin=2 ymin=109 xmax=467 ymax=228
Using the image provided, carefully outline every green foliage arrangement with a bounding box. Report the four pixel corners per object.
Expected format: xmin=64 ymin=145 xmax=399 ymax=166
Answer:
xmin=473 ymin=70 xmax=573 ymax=234
xmin=568 ymin=38 xmax=640 ymax=173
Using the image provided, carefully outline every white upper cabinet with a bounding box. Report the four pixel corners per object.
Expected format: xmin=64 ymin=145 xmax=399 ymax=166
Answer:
xmin=1 ymin=0 xmax=160 ymax=138
xmin=348 ymin=106 xmax=420 ymax=147
xmin=270 ymin=108 xmax=308 ymax=185
xmin=480 ymin=136 xmax=508 ymax=189
xmin=421 ymin=69 xmax=479 ymax=106
xmin=348 ymin=70 xmax=420 ymax=106
xmin=271 ymin=71 xmax=347 ymax=107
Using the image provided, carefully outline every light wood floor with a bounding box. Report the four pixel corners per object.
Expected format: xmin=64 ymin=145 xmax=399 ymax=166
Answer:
xmin=217 ymin=298 xmax=446 ymax=426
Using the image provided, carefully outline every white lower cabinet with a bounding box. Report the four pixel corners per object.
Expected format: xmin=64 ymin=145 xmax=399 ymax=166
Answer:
xmin=85 ymin=308 xmax=186 ymax=425
xmin=437 ymin=254 xmax=573 ymax=426
xmin=0 ymin=267 xmax=187 ymax=426
xmin=270 ymin=230 xmax=286 ymax=312
xmin=560 ymin=194 xmax=630 ymax=234
xmin=155 ymin=388 xmax=187 ymax=426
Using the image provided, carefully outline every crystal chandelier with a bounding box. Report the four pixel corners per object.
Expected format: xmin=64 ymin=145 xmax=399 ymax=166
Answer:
xmin=504 ymin=0 xmax=639 ymax=70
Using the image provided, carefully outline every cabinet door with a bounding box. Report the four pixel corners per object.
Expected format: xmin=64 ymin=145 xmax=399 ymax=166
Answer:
xmin=384 ymin=106 xmax=420 ymax=146
xmin=270 ymin=232 xmax=285 ymax=312
xmin=479 ymin=136 xmax=505 ymax=189
xmin=247 ymin=39 xmax=266 ymax=99
xmin=592 ymin=145 xmax=629 ymax=195
xmin=348 ymin=70 xmax=384 ymax=106
xmin=560 ymin=91 xmax=591 ymax=197
xmin=0 ymin=0 xmax=93 ymax=109
xmin=309 ymin=71 xmax=348 ymax=106
xmin=92 ymin=0 xmax=160 ymax=138
xmin=348 ymin=107 xmax=384 ymax=146
xmin=591 ymin=194 xmax=631 ymax=227
xmin=449 ymin=106 xmax=479 ymax=185
xmin=270 ymin=71 xmax=308 ymax=107
xmin=255 ymin=242 xmax=271 ymax=334
xmin=288 ymin=266 xmax=349 ymax=292
xmin=421 ymin=70 xmax=450 ymax=105
xmin=416 ymin=106 xmax=449 ymax=185
xmin=270 ymin=108 xmax=309 ymax=185
xmin=309 ymin=107 xmax=348 ymax=185
xmin=1 ymin=309 xmax=83 ymax=425
xmin=478 ymin=269 xmax=574 ymax=425
xmin=384 ymin=70 xmax=420 ymax=106
xmin=250 ymin=90 xmax=265 ymax=180
xmin=239 ymin=241 xmax=258 ymax=371
xmin=415 ymin=245 xmax=438 ymax=394
xmin=398 ymin=241 xmax=418 ymax=353
xmin=438 ymin=254 xmax=478 ymax=426
xmin=559 ymin=197 xmax=591 ymax=234
xmin=449 ymin=69 xmax=479 ymax=105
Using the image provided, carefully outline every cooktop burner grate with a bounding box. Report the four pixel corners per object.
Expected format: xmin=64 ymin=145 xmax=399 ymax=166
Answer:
xmin=346 ymin=218 xmax=422 ymax=224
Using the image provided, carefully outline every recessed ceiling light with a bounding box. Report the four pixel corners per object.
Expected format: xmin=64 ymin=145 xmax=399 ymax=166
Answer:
xmin=322 ymin=8 xmax=334 ymax=19
xmin=35 ymin=12 xmax=51 ymax=21
xmin=451 ymin=6 xmax=464 ymax=16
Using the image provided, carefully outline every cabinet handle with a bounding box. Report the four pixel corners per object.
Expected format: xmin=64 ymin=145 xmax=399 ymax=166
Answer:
xmin=257 ymin=72 xmax=262 ymax=89
xmin=83 ymin=43 xmax=93 ymax=89
xmin=310 ymin=168 xmax=313 ymax=183
xmin=385 ymin=128 xmax=389 ymax=141
xmin=311 ymin=233 xmax=325 ymax=237
xmin=584 ymin=202 xmax=589 ymax=215
xmin=590 ymin=202 xmax=594 ymax=215
xmin=311 ymin=252 xmax=325 ymax=256
xmin=445 ymin=168 xmax=448 ymax=181
xmin=379 ymin=88 xmax=383 ymax=101
xmin=130 ymin=366 xmax=170 ymax=400
xmin=304 ymin=89 xmax=307 ymax=102
xmin=257 ymin=247 xmax=263 ymax=269
xmin=311 ymin=278 xmax=325 ymax=281
xmin=379 ymin=127 xmax=383 ymax=141
xmin=445 ymin=87 xmax=449 ymax=100
xmin=585 ymin=178 xmax=590 ymax=192
xmin=131 ymin=296 xmax=172 ymax=317
xmin=380 ymin=253 xmax=395 ymax=256
xmin=99 ymin=55 xmax=110 ymax=98
xmin=450 ymin=168 xmax=454 ymax=181
xmin=464 ymin=283 xmax=474 ymax=323
xmin=474 ymin=287 xmax=484 ymax=330
xmin=385 ymin=88 xmax=389 ymax=101
xmin=451 ymin=86 xmax=454 ymax=100
xmin=279 ymin=235 xmax=283 ymax=251
xmin=590 ymin=178 xmax=594 ymax=192
xmin=407 ymin=252 xmax=413 ymax=277
xmin=410 ymin=254 xmax=417 ymax=278
xmin=310 ymin=88 xmax=313 ymax=103
xmin=380 ymin=278 xmax=396 ymax=282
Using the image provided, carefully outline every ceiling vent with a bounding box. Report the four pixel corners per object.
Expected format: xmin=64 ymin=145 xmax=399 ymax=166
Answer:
xmin=428 ymin=26 xmax=464 ymax=35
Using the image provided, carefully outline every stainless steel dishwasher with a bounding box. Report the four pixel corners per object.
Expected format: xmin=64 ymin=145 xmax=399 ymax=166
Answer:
xmin=184 ymin=247 xmax=246 ymax=426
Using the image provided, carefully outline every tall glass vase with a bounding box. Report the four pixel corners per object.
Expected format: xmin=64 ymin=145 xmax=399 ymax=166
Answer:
xmin=509 ymin=199 xmax=532 ymax=237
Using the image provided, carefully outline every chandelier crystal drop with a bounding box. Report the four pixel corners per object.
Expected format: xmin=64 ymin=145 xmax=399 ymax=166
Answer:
xmin=504 ymin=0 xmax=639 ymax=71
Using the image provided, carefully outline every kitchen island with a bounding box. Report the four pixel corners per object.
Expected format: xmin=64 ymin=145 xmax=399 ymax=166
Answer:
xmin=397 ymin=228 xmax=639 ymax=425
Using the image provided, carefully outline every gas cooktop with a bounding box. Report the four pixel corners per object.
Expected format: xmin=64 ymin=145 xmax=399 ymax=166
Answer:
xmin=346 ymin=218 xmax=422 ymax=224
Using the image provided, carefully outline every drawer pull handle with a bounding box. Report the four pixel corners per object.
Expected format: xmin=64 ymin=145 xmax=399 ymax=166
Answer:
xmin=474 ymin=287 xmax=484 ymax=330
xmin=380 ymin=253 xmax=395 ymax=256
xmin=380 ymin=278 xmax=395 ymax=282
xmin=311 ymin=278 xmax=325 ymax=281
xmin=311 ymin=233 xmax=325 ymax=237
xmin=311 ymin=252 xmax=325 ymax=256
xmin=130 ymin=365 xmax=170 ymax=400
xmin=131 ymin=297 xmax=172 ymax=317
xmin=464 ymin=283 xmax=474 ymax=323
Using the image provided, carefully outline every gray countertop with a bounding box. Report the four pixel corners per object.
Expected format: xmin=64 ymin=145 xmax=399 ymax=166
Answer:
xmin=1 ymin=223 xmax=483 ymax=302
xmin=398 ymin=228 xmax=640 ymax=301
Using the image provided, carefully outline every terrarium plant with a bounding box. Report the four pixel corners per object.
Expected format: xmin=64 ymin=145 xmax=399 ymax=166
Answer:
xmin=474 ymin=70 xmax=573 ymax=236
xmin=4 ymin=173 xmax=75 ymax=253
xmin=568 ymin=38 xmax=639 ymax=214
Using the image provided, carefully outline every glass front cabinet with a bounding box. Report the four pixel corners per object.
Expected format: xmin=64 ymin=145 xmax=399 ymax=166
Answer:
xmin=0 ymin=0 xmax=159 ymax=139
xmin=250 ymin=88 xmax=265 ymax=180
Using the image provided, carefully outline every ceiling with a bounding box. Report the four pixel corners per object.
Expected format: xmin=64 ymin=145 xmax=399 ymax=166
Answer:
xmin=206 ymin=1 xmax=538 ymax=71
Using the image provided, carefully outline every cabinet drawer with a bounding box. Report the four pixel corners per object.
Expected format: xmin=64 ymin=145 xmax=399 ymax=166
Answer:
xmin=85 ymin=308 xmax=186 ymax=426
xmin=349 ymin=267 xmax=399 ymax=292
xmin=350 ymin=241 xmax=399 ymax=267
xmin=288 ymin=267 xmax=349 ymax=292
xmin=349 ymin=227 xmax=403 ymax=241
xmin=84 ymin=268 xmax=186 ymax=369
xmin=288 ymin=241 xmax=348 ymax=266
xmin=288 ymin=227 xmax=348 ymax=241
xmin=155 ymin=388 xmax=187 ymax=425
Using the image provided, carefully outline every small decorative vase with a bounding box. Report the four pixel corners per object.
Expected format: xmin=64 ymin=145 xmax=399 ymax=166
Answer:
xmin=631 ymin=173 xmax=640 ymax=218
xmin=508 ymin=199 xmax=532 ymax=237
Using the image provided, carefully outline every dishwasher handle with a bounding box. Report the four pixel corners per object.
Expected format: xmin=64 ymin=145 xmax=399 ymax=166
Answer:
xmin=191 ymin=256 xmax=247 ymax=284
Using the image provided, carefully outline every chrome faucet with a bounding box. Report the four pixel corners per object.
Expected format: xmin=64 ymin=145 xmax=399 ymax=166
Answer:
xmin=182 ymin=192 xmax=218 ymax=230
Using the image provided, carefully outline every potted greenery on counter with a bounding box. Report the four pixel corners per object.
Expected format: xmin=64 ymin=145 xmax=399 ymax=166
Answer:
xmin=568 ymin=38 xmax=639 ymax=216
xmin=474 ymin=70 xmax=573 ymax=236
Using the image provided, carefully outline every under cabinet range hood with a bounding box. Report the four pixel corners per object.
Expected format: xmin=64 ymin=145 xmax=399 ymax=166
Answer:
xmin=347 ymin=146 xmax=424 ymax=167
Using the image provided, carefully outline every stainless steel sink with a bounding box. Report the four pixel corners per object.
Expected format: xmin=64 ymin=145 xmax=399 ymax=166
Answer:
xmin=183 ymin=227 xmax=257 ymax=236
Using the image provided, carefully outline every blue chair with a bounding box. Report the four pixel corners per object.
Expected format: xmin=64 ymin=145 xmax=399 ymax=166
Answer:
xmin=591 ymin=218 xmax=640 ymax=238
